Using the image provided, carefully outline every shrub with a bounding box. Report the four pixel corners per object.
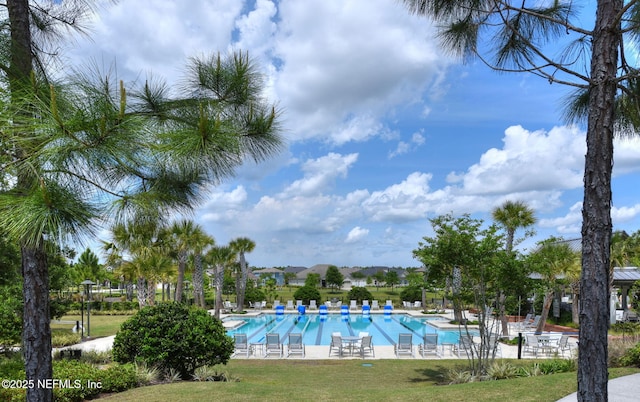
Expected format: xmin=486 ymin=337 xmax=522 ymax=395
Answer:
xmin=293 ymin=286 xmax=321 ymax=305
xmin=347 ymin=287 xmax=373 ymax=304
xmin=52 ymin=359 xmax=102 ymax=402
xmin=399 ymin=286 xmax=421 ymax=303
xmin=619 ymin=342 xmax=640 ymax=367
xmin=244 ymin=287 xmax=266 ymax=304
xmin=99 ymin=363 xmax=138 ymax=392
xmin=487 ymin=361 xmax=519 ymax=380
xmin=112 ymin=302 xmax=234 ymax=379
xmin=537 ymin=358 xmax=576 ymax=374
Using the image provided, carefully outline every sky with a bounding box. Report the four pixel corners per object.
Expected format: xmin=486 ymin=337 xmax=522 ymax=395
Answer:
xmin=64 ymin=0 xmax=640 ymax=268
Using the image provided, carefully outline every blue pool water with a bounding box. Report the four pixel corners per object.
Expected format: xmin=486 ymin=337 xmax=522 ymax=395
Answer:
xmin=225 ymin=313 xmax=473 ymax=346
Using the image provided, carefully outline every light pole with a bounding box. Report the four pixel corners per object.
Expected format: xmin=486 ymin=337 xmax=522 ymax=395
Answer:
xmin=81 ymin=280 xmax=95 ymax=338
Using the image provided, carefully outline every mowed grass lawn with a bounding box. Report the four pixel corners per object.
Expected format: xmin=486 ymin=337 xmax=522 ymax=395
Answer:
xmin=98 ymin=359 xmax=640 ymax=402
xmin=51 ymin=314 xmax=131 ymax=338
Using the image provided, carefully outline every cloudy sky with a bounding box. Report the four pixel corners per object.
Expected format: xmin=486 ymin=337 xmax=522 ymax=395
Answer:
xmin=67 ymin=0 xmax=640 ymax=268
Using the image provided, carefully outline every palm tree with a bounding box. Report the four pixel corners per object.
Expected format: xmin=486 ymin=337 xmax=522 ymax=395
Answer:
xmin=491 ymin=201 xmax=536 ymax=254
xmin=229 ymin=237 xmax=256 ymax=313
xmin=168 ymin=220 xmax=198 ymax=303
xmin=492 ymin=201 xmax=536 ymax=335
xmin=206 ymin=245 xmax=236 ymax=319
xmin=190 ymin=227 xmax=214 ymax=308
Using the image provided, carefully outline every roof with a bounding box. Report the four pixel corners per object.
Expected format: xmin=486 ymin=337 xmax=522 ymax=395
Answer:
xmin=613 ymin=267 xmax=640 ymax=285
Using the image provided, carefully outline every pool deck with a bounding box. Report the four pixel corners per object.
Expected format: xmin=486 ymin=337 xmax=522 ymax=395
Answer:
xmin=55 ymin=309 xmax=578 ymax=360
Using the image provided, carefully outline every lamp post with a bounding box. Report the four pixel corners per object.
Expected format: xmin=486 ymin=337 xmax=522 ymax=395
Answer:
xmin=80 ymin=280 xmax=95 ymax=338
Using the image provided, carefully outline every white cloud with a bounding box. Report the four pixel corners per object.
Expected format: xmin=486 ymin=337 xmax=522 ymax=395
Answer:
xmin=282 ymin=153 xmax=358 ymax=196
xmin=450 ymin=125 xmax=585 ymax=194
xmin=363 ymin=172 xmax=432 ymax=222
xmin=345 ymin=226 xmax=369 ymax=243
xmin=389 ymin=129 xmax=426 ymax=158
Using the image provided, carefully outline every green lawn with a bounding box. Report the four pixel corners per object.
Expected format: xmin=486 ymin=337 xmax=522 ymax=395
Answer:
xmin=97 ymin=360 xmax=640 ymax=402
xmin=51 ymin=314 xmax=131 ymax=338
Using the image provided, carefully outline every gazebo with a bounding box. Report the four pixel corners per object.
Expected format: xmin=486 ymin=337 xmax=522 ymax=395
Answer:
xmin=613 ymin=267 xmax=640 ymax=313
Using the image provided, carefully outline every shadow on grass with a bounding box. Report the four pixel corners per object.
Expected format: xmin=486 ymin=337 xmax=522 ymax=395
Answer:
xmin=409 ymin=365 xmax=455 ymax=385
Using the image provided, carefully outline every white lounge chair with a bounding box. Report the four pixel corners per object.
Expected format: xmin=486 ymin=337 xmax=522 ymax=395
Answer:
xmin=363 ymin=300 xmax=369 ymax=308
xmin=264 ymin=333 xmax=283 ymax=358
xmin=350 ymin=300 xmax=357 ymax=310
xmin=395 ymin=333 xmax=414 ymax=357
xmin=371 ymin=300 xmax=380 ymax=310
xmin=287 ymin=333 xmax=305 ymax=358
xmin=524 ymin=334 xmax=540 ymax=356
xmin=233 ymin=333 xmax=250 ymax=357
xmin=455 ymin=335 xmax=475 ymax=358
xmin=273 ymin=300 xmax=280 ymax=309
xmin=419 ymin=333 xmax=441 ymax=358
xmin=286 ymin=300 xmax=294 ymax=310
xmin=309 ymin=300 xmax=317 ymax=310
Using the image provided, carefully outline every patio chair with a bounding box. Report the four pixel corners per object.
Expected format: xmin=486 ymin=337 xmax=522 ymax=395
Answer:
xmin=287 ymin=333 xmax=305 ymax=358
xmin=233 ymin=334 xmax=250 ymax=357
xmin=309 ymin=300 xmax=317 ymax=310
xmin=350 ymin=300 xmax=358 ymax=311
xmin=273 ymin=300 xmax=280 ymax=309
xmin=483 ymin=334 xmax=502 ymax=357
xmin=418 ymin=333 xmax=441 ymax=358
xmin=357 ymin=335 xmax=375 ymax=359
xmin=455 ymin=335 xmax=475 ymax=358
xmin=371 ymin=300 xmax=380 ymax=310
xmin=264 ymin=333 xmax=283 ymax=358
xmin=395 ymin=333 xmax=414 ymax=357
xmin=296 ymin=300 xmax=303 ymax=309
xmin=362 ymin=300 xmax=370 ymax=308
xmin=329 ymin=333 xmax=344 ymax=357
xmin=524 ymin=334 xmax=540 ymax=356
xmin=557 ymin=335 xmax=573 ymax=357
xmin=413 ymin=301 xmax=422 ymax=310
xmin=286 ymin=300 xmax=294 ymax=310
xmin=623 ymin=310 xmax=639 ymax=322
xmin=385 ymin=300 xmax=393 ymax=307
xmin=223 ymin=300 xmax=234 ymax=313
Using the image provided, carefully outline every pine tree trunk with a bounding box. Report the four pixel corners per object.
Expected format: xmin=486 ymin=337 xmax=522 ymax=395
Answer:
xmin=578 ymin=1 xmax=620 ymax=400
xmin=22 ymin=243 xmax=53 ymax=402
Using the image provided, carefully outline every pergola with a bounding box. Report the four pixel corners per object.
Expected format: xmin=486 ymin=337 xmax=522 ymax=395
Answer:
xmin=613 ymin=267 xmax=640 ymax=312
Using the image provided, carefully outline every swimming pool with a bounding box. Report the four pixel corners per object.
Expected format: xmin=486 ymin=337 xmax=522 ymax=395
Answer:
xmin=225 ymin=313 xmax=472 ymax=346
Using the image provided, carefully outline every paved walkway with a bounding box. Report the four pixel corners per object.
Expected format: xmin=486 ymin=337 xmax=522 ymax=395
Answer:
xmin=556 ymin=373 xmax=640 ymax=402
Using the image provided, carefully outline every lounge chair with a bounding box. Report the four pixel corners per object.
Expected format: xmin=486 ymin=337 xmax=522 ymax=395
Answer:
xmin=273 ymin=300 xmax=280 ymax=309
xmin=350 ymin=300 xmax=357 ymax=311
xmin=357 ymin=335 xmax=374 ymax=359
xmin=455 ymin=335 xmax=475 ymax=358
xmin=233 ymin=333 xmax=250 ymax=357
xmin=395 ymin=333 xmax=414 ymax=357
xmin=287 ymin=333 xmax=305 ymax=358
xmin=264 ymin=333 xmax=283 ymax=358
xmin=286 ymin=300 xmax=294 ymax=310
xmin=418 ymin=333 xmax=440 ymax=358
xmin=371 ymin=300 xmax=380 ymax=310
xmin=385 ymin=300 xmax=393 ymax=307
xmin=223 ymin=300 xmax=234 ymax=313
xmin=524 ymin=315 xmax=542 ymax=331
xmin=329 ymin=333 xmax=344 ymax=357
xmin=413 ymin=301 xmax=422 ymax=310
xmin=363 ymin=300 xmax=369 ymax=308
xmin=483 ymin=334 xmax=502 ymax=357
xmin=309 ymin=300 xmax=317 ymax=310
xmin=296 ymin=300 xmax=303 ymax=309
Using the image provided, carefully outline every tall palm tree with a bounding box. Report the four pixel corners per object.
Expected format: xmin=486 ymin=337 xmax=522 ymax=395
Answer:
xmin=168 ymin=220 xmax=198 ymax=303
xmin=190 ymin=227 xmax=214 ymax=308
xmin=229 ymin=237 xmax=256 ymax=313
xmin=206 ymin=245 xmax=236 ymax=319
xmin=491 ymin=200 xmax=536 ymax=335
xmin=491 ymin=201 xmax=537 ymax=254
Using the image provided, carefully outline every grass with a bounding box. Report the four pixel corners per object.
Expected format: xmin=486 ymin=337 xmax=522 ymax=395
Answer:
xmin=95 ymin=360 xmax=640 ymax=402
xmin=51 ymin=314 xmax=131 ymax=338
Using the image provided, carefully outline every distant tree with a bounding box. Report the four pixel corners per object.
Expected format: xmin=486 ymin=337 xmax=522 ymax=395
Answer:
xmin=385 ymin=270 xmax=400 ymax=292
xmin=373 ymin=271 xmax=385 ymax=289
xmin=305 ymin=273 xmax=321 ymax=288
xmin=492 ymin=201 xmax=537 ymax=335
xmin=229 ymin=237 xmax=256 ymax=313
xmin=206 ymin=245 xmax=236 ymax=319
xmin=325 ymin=265 xmax=344 ymax=291
xmin=284 ymin=272 xmax=297 ymax=290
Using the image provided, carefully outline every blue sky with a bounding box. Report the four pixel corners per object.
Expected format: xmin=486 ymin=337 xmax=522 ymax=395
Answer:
xmin=67 ymin=0 xmax=640 ymax=267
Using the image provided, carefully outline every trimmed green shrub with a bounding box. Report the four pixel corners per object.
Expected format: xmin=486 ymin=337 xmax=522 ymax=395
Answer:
xmin=244 ymin=287 xmax=266 ymax=304
xmin=98 ymin=363 xmax=138 ymax=392
xmin=347 ymin=287 xmax=373 ymax=304
xmin=52 ymin=359 xmax=102 ymax=402
xmin=537 ymin=358 xmax=576 ymax=374
xmin=399 ymin=286 xmax=422 ymax=302
xmin=112 ymin=302 xmax=234 ymax=379
xmin=293 ymin=286 xmax=321 ymax=305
